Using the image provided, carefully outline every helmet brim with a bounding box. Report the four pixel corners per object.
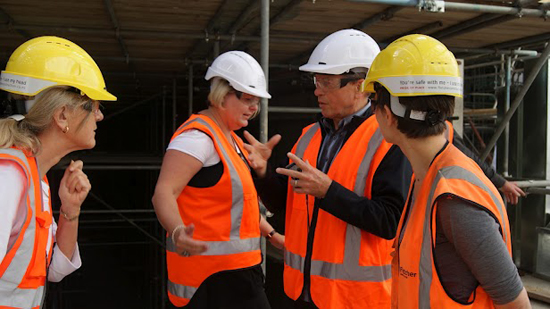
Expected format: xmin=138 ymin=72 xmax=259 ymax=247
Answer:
xmin=0 ymin=71 xmax=117 ymax=101
xmin=80 ymin=86 xmax=117 ymax=101
xmin=205 ymin=69 xmax=271 ymax=99
xmin=299 ymin=63 xmax=372 ymax=75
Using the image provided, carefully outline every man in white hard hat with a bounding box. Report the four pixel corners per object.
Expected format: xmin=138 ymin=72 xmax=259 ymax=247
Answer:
xmin=244 ymin=29 xmax=412 ymax=308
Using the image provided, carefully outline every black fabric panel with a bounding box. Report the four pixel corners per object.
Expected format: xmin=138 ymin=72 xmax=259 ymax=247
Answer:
xmin=187 ymin=161 xmax=224 ymax=188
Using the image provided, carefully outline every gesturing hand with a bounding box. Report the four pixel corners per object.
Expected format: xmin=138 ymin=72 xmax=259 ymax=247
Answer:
xmin=59 ymin=160 xmax=91 ymax=211
xmin=173 ymin=224 xmax=208 ymax=256
xmin=499 ymin=181 xmax=526 ymax=205
xmin=276 ymin=153 xmax=332 ymax=198
xmin=242 ymin=131 xmax=281 ymax=178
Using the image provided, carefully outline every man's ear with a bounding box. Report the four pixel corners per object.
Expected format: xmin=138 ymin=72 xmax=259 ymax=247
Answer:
xmin=354 ymin=79 xmax=368 ymax=99
xmin=53 ymin=106 xmax=69 ymax=131
xmin=355 ymin=79 xmax=365 ymax=92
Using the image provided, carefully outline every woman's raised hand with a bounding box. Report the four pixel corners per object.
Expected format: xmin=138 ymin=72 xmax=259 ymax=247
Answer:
xmin=243 ymin=131 xmax=281 ymax=178
xmin=59 ymin=160 xmax=91 ymax=212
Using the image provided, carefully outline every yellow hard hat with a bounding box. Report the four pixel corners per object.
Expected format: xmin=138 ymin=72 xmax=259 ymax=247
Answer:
xmin=0 ymin=36 xmax=116 ymax=101
xmin=361 ymin=34 xmax=462 ymax=98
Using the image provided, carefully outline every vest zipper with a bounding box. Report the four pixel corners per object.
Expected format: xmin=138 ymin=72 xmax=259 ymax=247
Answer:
xmin=41 ymin=253 xmax=48 ymax=308
xmin=396 ymin=182 xmax=416 ymax=282
xmin=300 ymin=197 xmax=321 ymax=303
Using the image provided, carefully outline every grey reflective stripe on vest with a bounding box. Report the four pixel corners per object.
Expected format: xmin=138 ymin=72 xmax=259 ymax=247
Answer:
xmin=166 ymin=236 xmax=260 ymax=256
xmin=294 ymin=124 xmax=319 ymax=159
xmin=0 ymin=285 xmax=44 ymax=308
xmin=417 ymin=165 xmax=509 ymax=308
xmin=0 ymin=149 xmax=42 ymax=308
xmin=285 ymin=127 xmax=391 ymax=282
xmin=168 ymin=279 xmax=197 ymax=300
xmin=285 ymin=242 xmax=391 ymax=282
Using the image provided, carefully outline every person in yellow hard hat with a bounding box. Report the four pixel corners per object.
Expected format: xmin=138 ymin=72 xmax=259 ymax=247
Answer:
xmin=362 ymin=34 xmax=530 ymax=308
xmin=0 ymin=36 xmax=116 ymax=308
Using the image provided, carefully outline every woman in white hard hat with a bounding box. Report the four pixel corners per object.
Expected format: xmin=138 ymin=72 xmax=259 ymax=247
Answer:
xmin=0 ymin=36 xmax=116 ymax=308
xmin=363 ymin=34 xmax=529 ymax=308
xmin=153 ymin=51 xmax=280 ymax=308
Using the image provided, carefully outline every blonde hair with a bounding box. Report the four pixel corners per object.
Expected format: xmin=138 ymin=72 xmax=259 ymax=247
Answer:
xmin=208 ymin=77 xmax=232 ymax=108
xmin=207 ymin=77 xmax=261 ymax=119
xmin=0 ymin=86 xmax=91 ymax=155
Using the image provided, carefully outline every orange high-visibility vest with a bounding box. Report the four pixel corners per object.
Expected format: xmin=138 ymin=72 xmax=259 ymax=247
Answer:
xmin=0 ymin=148 xmax=53 ymax=309
xmin=392 ymin=143 xmax=512 ymax=309
xmin=166 ymin=115 xmax=262 ymax=307
xmin=284 ymin=115 xmax=394 ymax=309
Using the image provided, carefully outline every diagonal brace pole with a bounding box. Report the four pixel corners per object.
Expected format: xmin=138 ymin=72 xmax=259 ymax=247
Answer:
xmin=481 ymin=41 xmax=550 ymax=160
xmin=88 ymin=192 xmax=165 ymax=248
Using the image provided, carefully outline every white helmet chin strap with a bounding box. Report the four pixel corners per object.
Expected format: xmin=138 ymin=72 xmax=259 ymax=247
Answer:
xmin=25 ymin=98 xmax=36 ymax=113
xmin=389 ymin=95 xmax=446 ymax=126
xmin=390 ymin=95 xmax=427 ymax=121
xmin=7 ymin=114 xmax=25 ymax=121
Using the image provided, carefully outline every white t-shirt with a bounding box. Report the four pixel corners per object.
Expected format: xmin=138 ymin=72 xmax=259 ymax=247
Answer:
xmin=0 ymin=161 xmax=81 ymax=283
xmin=167 ymin=129 xmax=221 ymax=166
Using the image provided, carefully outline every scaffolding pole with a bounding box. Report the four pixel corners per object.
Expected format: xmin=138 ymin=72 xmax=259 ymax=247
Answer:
xmin=104 ymin=93 xmax=162 ymax=121
xmin=260 ymin=0 xmax=270 ymax=275
xmin=188 ymin=66 xmax=193 ymax=118
xmin=88 ymin=192 xmax=165 ymax=248
xmin=481 ymin=41 xmax=550 ymax=160
xmin=348 ymin=0 xmax=550 ymax=18
xmin=260 ymin=0 xmax=269 ymax=144
xmin=269 ymin=106 xmax=321 ymax=113
xmin=504 ymin=56 xmax=511 ymax=176
xmin=162 ymin=86 xmax=166 ymax=149
xmin=173 ymin=78 xmax=177 ymax=132
xmin=514 ymin=180 xmax=550 ymax=188
xmin=526 ymin=188 xmax=550 ymax=195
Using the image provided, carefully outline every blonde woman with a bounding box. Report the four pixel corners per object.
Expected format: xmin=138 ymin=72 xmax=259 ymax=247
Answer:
xmin=153 ymin=51 xmax=280 ymax=308
xmin=0 ymin=36 xmax=116 ymax=308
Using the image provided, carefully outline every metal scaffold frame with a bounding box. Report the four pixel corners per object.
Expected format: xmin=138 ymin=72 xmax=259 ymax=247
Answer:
xmin=33 ymin=1 xmax=550 ymax=307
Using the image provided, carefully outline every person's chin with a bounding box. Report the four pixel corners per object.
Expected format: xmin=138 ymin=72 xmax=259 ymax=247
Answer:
xmin=320 ymin=110 xmax=332 ymax=119
xmin=85 ymin=139 xmax=97 ymax=149
xmin=231 ymin=122 xmax=246 ymax=131
xmin=318 ymin=105 xmax=329 ymax=114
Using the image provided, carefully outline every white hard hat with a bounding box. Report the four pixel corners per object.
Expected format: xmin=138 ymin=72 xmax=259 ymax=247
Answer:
xmin=299 ymin=29 xmax=381 ymax=75
xmin=205 ymin=51 xmax=271 ymax=99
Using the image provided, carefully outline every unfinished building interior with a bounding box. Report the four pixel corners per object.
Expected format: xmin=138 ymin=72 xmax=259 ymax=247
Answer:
xmin=1 ymin=0 xmax=550 ymax=307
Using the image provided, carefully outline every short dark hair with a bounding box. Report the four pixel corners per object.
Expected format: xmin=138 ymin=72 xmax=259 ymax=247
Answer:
xmin=373 ymin=84 xmax=455 ymax=139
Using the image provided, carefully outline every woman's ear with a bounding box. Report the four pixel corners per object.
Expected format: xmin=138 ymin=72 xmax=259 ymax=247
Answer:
xmin=383 ymin=105 xmax=397 ymax=127
xmin=53 ymin=106 xmax=69 ymax=131
xmin=218 ymin=94 xmax=231 ymax=110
